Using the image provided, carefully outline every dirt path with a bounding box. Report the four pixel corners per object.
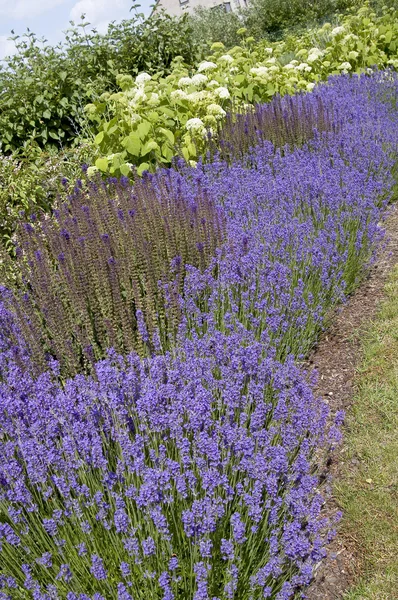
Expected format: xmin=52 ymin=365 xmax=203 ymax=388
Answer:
xmin=305 ymin=203 xmax=398 ymax=599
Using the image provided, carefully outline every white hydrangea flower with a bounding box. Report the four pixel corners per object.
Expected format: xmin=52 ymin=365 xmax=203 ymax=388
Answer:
xmin=178 ymin=77 xmax=192 ymax=87
xmin=136 ymin=72 xmax=151 ymax=85
xmin=264 ymin=47 xmax=273 ymax=54
xmin=268 ymin=65 xmax=279 ymax=73
xmin=187 ymin=91 xmax=208 ymax=103
xmin=250 ymin=66 xmax=269 ymax=77
xmin=331 ymin=26 xmax=345 ymax=37
xmin=197 ymin=61 xmax=218 ymax=72
xmin=148 ymin=92 xmax=160 ymax=106
xmin=214 ymin=87 xmax=230 ymax=100
xmin=129 ymin=113 xmax=142 ymax=124
xmin=207 ymin=79 xmax=220 ymax=88
xmin=265 ymin=57 xmax=276 ymax=65
xmin=191 ymin=73 xmax=208 ymax=86
xmin=338 ymin=61 xmax=352 ymax=71
xmin=133 ymin=88 xmax=147 ymax=103
xmin=296 ymin=62 xmax=311 ymax=72
xmin=306 ymin=82 xmax=316 ymax=91
xmin=284 ymin=63 xmax=295 ymax=70
xmin=230 ymin=66 xmax=239 ymax=73
xmin=185 ymin=118 xmax=205 ymax=131
xmin=307 ymin=48 xmax=324 ymax=63
xmin=87 ymin=166 xmax=99 ymax=177
xmin=219 ymin=54 xmax=234 ymax=63
xmin=171 ymin=89 xmax=189 ymax=101
xmin=207 ymin=103 xmax=226 ymax=118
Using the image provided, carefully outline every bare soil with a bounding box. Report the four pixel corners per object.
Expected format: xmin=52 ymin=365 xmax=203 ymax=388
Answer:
xmin=304 ymin=204 xmax=398 ymax=600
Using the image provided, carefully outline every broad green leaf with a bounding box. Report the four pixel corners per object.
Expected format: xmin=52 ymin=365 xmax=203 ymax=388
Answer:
xmin=120 ymin=163 xmax=132 ymax=176
xmin=158 ymin=106 xmax=175 ymax=117
xmin=142 ymin=140 xmax=159 ymax=154
xmin=95 ymin=157 xmax=109 ymax=172
xmin=124 ymin=135 xmax=141 ymax=157
xmin=159 ymin=127 xmax=175 ymax=145
xmin=43 ymin=110 xmax=51 ymax=119
xmin=137 ymin=162 xmax=150 ymax=176
xmin=137 ymin=121 xmax=151 ymax=139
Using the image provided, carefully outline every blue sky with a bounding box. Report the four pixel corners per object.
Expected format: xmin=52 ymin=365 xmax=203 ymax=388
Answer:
xmin=0 ymin=0 xmax=153 ymax=60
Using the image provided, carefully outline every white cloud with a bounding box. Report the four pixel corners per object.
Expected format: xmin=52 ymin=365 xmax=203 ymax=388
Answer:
xmin=70 ymin=0 xmax=130 ymax=26
xmin=0 ymin=0 xmax=66 ymax=19
xmin=0 ymin=35 xmax=16 ymax=60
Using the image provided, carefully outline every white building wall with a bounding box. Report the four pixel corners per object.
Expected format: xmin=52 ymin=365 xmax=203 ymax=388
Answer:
xmin=155 ymin=0 xmax=246 ymax=18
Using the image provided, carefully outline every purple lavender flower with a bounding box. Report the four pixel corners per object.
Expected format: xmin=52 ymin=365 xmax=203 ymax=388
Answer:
xmin=90 ymin=555 xmax=107 ymax=581
xmin=141 ymin=537 xmax=156 ymax=557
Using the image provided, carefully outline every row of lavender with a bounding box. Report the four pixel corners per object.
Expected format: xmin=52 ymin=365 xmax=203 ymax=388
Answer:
xmin=0 ymin=71 xmax=398 ymax=600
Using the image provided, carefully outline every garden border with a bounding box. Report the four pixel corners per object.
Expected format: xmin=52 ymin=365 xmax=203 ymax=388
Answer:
xmin=305 ymin=202 xmax=398 ymax=599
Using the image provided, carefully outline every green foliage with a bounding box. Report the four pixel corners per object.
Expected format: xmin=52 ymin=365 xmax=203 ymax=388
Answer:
xmin=0 ymin=143 xmax=98 ymax=252
xmin=244 ymin=0 xmax=355 ymax=39
xmin=188 ymin=5 xmax=243 ymax=51
xmin=85 ymin=3 xmax=398 ymax=177
xmin=0 ymin=9 xmax=196 ymax=154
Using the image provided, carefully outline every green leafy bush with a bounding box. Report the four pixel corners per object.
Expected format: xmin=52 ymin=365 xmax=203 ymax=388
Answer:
xmin=0 ymin=9 xmax=196 ymax=154
xmin=0 ymin=143 xmax=98 ymax=251
xmin=188 ymin=5 xmax=244 ymax=51
xmin=85 ymin=3 xmax=398 ymax=177
xmin=244 ymin=0 xmax=356 ymax=39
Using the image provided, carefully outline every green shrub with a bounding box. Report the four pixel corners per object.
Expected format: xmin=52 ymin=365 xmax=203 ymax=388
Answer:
xmin=188 ymin=5 xmax=244 ymax=51
xmin=0 ymin=143 xmax=98 ymax=252
xmin=0 ymin=9 xmax=196 ymax=154
xmin=244 ymin=0 xmax=355 ymax=39
xmin=84 ymin=3 xmax=398 ymax=177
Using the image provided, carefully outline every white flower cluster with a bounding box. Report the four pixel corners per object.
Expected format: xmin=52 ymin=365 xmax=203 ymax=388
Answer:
xmin=307 ymin=48 xmax=324 ymax=63
xmin=213 ymin=87 xmax=230 ymax=100
xmin=219 ymin=54 xmax=234 ymax=63
xmin=191 ymin=74 xmax=208 ymax=86
xmin=331 ymin=26 xmax=345 ymax=37
xmin=338 ymin=61 xmax=352 ymax=72
xmin=207 ymin=103 xmax=226 ymax=118
xmin=197 ymin=61 xmax=218 ymax=73
xmin=185 ymin=118 xmax=205 ymax=132
xmin=178 ymin=77 xmax=192 ymax=87
xmin=171 ymin=89 xmax=189 ymax=101
xmin=296 ymin=62 xmax=312 ymax=73
xmin=136 ymin=72 xmax=151 ymax=85
xmin=250 ymin=66 xmax=269 ymax=78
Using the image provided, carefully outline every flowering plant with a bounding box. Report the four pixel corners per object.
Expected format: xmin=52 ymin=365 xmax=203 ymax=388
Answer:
xmin=84 ymin=3 xmax=398 ymax=177
xmin=1 ymin=71 xmax=398 ymax=599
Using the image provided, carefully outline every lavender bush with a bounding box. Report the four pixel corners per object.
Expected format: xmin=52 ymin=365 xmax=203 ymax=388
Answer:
xmin=1 ymin=71 xmax=398 ymax=599
xmin=208 ymin=91 xmax=338 ymax=163
xmin=0 ymin=173 xmax=225 ymax=376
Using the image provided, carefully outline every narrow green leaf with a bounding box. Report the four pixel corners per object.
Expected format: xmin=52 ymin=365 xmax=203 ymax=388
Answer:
xmin=95 ymin=131 xmax=105 ymax=145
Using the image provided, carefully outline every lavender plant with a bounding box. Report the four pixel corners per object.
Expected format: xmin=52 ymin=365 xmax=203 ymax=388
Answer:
xmin=0 ymin=71 xmax=398 ymax=599
xmin=209 ymin=91 xmax=339 ymax=163
xmin=0 ymin=337 xmax=337 ymax=600
xmin=1 ymin=172 xmax=225 ymax=376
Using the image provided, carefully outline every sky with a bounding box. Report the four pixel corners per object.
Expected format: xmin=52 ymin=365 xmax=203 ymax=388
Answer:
xmin=0 ymin=0 xmax=154 ymax=60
